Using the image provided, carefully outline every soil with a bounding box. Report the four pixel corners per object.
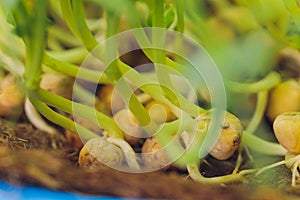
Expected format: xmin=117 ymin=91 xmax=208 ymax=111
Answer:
xmin=0 ymin=118 xmax=299 ymax=199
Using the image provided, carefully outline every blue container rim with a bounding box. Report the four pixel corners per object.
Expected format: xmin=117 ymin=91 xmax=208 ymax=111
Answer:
xmin=0 ymin=181 xmax=133 ymax=200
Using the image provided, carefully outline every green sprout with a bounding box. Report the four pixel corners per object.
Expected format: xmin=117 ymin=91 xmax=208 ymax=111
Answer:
xmin=1 ymin=0 xmax=300 ymax=186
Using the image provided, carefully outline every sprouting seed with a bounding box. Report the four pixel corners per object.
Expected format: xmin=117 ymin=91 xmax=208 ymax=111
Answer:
xmin=113 ymin=109 xmax=144 ymax=145
xmin=197 ymin=111 xmax=243 ymax=160
xmin=145 ymin=100 xmax=176 ymax=124
xmin=267 ymin=79 xmax=300 ymax=122
xmin=273 ymin=112 xmax=300 ymax=154
xmin=78 ymin=137 xmax=123 ymax=168
xmin=142 ymin=136 xmax=170 ymax=170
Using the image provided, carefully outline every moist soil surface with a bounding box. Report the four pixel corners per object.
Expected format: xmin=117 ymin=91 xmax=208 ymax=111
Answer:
xmin=0 ymin=118 xmax=299 ymax=200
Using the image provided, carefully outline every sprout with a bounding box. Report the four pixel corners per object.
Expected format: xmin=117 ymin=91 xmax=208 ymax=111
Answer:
xmin=197 ymin=111 xmax=243 ymax=160
xmin=78 ymin=138 xmax=123 ymax=168
xmin=145 ymin=100 xmax=176 ymax=124
xmin=142 ymin=136 xmax=170 ymax=170
xmin=273 ymin=112 xmax=300 ymax=154
xmin=254 ymin=112 xmax=300 ymax=188
xmin=40 ymin=72 xmax=74 ymax=99
xmin=113 ymin=109 xmax=144 ymax=145
xmin=267 ymin=79 xmax=300 ymax=122
xmin=107 ymin=137 xmax=140 ymax=171
xmin=25 ymin=98 xmax=60 ymax=136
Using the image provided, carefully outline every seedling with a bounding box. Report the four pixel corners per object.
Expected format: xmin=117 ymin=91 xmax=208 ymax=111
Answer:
xmin=1 ymin=0 xmax=300 ymax=189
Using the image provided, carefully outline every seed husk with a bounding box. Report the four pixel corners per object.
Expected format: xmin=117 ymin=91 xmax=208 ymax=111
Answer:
xmin=142 ymin=137 xmax=171 ymax=170
xmin=78 ymin=138 xmax=123 ymax=168
xmin=273 ymin=112 xmax=300 ymax=153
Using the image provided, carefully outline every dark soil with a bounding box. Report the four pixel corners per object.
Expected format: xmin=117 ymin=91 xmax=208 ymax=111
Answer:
xmin=0 ymin=118 xmax=298 ymax=200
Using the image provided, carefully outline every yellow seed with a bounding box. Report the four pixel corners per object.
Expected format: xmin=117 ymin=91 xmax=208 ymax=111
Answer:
xmin=197 ymin=111 xmax=243 ymax=160
xmin=145 ymin=100 xmax=176 ymax=124
xmin=273 ymin=112 xmax=300 ymax=153
xmin=267 ymin=79 xmax=300 ymax=122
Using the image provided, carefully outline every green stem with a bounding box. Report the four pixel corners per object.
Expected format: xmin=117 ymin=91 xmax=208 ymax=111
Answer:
xmin=104 ymin=11 xmax=122 ymax=84
xmin=175 ymin=0 xmax=184 ymax=33
xmin=104 ymin=11 xmax=156 ymax=131
xmin=123 ymin=1 xmax=206 ymax=117
xmin=38 ymin=89 xmax=123 ymax=139
xmin=118 ymin=61 xmax=205 ymax=117
xmin=22 ymin=0 xmax=47 ymax=90
xmin=27 ymin=90 xmax=98 ymax=141
xmin=43 ymin=53 xmax=110 ymax=84
xmin=72 ymin=0 xmax=99 ymax=51
xmin=61 ymin=0 xmax=156 ymax=132
xmin=187 ymin=163 xmax=256 ymax=184
xmin=47 ymin=25 xmax=80 ymax=47
xmin=227 ymin=71 xmax=281 ymax=93
xmin=60 ymin=0 xmax=79 ymax=38
xmin=47 ymin=47 xmax=89 ymax=64
xmin=156 ymin=119 xmax=186 ymax=166
xmin=242 ymin=131 xmax=287 ymax=156
xmin=60 ymin=0 xmax=99 ymax=52
xmin=246 ymin=91 xmax=268 ymax=134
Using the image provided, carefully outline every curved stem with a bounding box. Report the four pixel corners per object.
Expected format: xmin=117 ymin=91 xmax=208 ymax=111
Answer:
xmin=255 ymin=155 xmax=300 ymax=176
xmin=118 ymin=61 xmax=205 ymax=117
xmin=24 ymin=98 xmax=59 ymax=135
xmin=242 ymin=131 xmax=287 ymax=156
xmin=187 ymin=163 xmax=256 ymax=184
xmin=27 ymin=90 xmax=98 ymax=141
xmin=246 ymin=91 xmax=268 ymax=134
xmin=43 ymin=53 xmax=110 ymax=84
xmin=47 ymin=47 xmax=88 ymax=64
xmin=61 ymin=0 xmax=156 ymax=132
xmin=38 ymin=88 xmax=123 ymax=139
xmin=72 ymin=0 xmax=99 ymax=51
xmin=107 ymin=137 xmax=140 ymax=171
xmin=123 ymin=2 xmax=205 ymax=117
xmin=47 ymin=25 xmax=80 ymax=47
xmin=227 ymin=71 xmax=281 ymax=93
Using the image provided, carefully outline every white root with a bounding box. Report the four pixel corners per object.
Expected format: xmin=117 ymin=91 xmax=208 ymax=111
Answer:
xmin=24 ymin=98 xmax=59 ymax=135
xmin=107 ymin=137 xmax=140 ymax=171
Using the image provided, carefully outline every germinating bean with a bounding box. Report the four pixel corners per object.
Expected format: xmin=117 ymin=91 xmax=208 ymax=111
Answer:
xmin=145 ymin=100 xmax=176 ymax=124
xmin=273 ymin=112 xmax=300 ymax=153
xmin=142 ymin=136 xmax=170 ymax=170
xmin=197 ymin=111 xmax=243 ymax=160
xmin=79 ymin=138 xmax=123 ymax=168
xmin=113 ymin=109 xmax=144 ymax=145
xmin=267 ymin=79 xmax=300 ymax=122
